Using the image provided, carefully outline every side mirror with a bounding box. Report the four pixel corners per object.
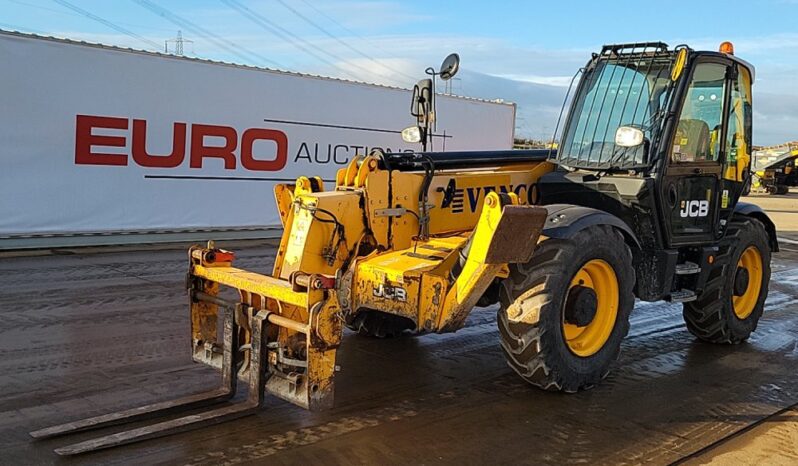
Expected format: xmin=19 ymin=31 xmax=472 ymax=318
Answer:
xmin=615 ymin=126 xmax=645 ymax=147
xmin=401 ymin=126 xmax=422 ymax=143
xmin=439 ymin=53 xmax=460 ymax=80
xmin=411 ymin=78 xmax=433 ymax=124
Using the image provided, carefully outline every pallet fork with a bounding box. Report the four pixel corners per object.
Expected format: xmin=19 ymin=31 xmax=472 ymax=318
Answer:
xmin=30 ymin=297 xmax=271 ymax=455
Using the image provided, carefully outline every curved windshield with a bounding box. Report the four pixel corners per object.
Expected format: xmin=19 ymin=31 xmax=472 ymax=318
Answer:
xmin=558 ymin=51 xmax=675 ymax=170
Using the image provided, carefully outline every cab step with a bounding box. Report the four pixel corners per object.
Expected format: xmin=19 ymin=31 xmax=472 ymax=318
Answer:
xmin=675 ymin=261 xmax=701 ymax=275
xmin=669 ymin=289 xmax=697 ymax=303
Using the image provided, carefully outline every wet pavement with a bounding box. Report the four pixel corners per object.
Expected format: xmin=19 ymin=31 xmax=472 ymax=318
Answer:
xmin=2 ymin=205 xmax=798 ymax=465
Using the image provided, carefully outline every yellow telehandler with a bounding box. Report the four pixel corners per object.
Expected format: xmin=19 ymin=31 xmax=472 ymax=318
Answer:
xmin=32 ymin=41 xmax=777 ymax=455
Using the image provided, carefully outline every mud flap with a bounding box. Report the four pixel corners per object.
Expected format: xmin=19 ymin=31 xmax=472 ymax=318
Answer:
xmin=485 ymin=204 xmax=548 ymax=264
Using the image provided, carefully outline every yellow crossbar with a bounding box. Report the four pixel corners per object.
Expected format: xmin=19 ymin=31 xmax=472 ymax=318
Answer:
xmin=192 ymin=265 xmax=308 ymax=308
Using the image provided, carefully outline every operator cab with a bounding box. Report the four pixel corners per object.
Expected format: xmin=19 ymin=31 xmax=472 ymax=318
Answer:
xmin=537 ymin=42 xmax=763 ymax=301
xmin=540 ymin=42 xmax=755 ymax=250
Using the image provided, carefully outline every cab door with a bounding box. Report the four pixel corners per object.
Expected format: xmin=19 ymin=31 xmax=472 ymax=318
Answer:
xmin=717 ymin=64 xmax=754 ymax=227
xmin=660 ymin=59 xmax=729 ymax=246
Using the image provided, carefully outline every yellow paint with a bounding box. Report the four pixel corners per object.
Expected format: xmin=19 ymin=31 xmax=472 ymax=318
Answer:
xmin=344 ymin=155 xmax=362 ymax=187
xmin=671 ymin=48 xmax=688 ymax=81
xmin=194 ymin=264 xmax=309 ymax=309
xmin=355 ymin=156 xmax=377 ymax=187
xmin=724 ymin=66 xmax=753 ymax=182
xmin=389 ymin=162 xmax=554 ymax=250
xmin=564 ymin=259 xmax=619 ymax=357
xmin=273 ymin=183 xmax=295 ymax=228
xmin=353 ymin=235 xmax=464 ymax=325
xmin=363 ymin=170 xmax=391 ymax=246
xmin=280 ymin=190 xmax=366 ymax=279
xmin=437 ymin=192 xmax=547 ymax=331
xmin=438 ymin=192 xmax=510 ymax=330
xmin=733 ymin=246 xmax=763 ymax=319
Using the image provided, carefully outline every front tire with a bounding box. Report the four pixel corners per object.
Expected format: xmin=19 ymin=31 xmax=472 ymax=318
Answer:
xmin=498 ymin=225 xmax=635 ymax=392
xmin=683 ymin=218 xmax=771 ymax=343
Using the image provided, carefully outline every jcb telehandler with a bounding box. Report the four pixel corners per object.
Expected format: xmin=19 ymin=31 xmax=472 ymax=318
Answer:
xmin=33 ymin=41 xmax=777 ymax=455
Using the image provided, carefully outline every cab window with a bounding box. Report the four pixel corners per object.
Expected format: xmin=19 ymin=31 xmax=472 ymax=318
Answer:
xmin=723 ymin=65 xmax=753 ymax=181
xmin=671 ymin=63 xmax=727 ymax=163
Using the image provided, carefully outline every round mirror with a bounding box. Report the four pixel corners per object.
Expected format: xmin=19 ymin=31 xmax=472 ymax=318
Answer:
xmin=439 ymin=53 xmax=460 ymax=80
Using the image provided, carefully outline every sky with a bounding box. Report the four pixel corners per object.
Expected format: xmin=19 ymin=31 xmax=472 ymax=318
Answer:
xmin=3 ymin=0 xmax=798 ymax=144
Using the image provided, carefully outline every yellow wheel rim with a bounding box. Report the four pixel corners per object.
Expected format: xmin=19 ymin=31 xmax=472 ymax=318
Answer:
xmin=732 ymin=246 xmax=763 ymax=319
xmin=563 ymin=259 xmax=619 ymax=357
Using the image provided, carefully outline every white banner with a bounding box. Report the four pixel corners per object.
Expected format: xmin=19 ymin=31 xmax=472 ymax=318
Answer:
xmin=0 ymin=32 xmax=515 ymax=236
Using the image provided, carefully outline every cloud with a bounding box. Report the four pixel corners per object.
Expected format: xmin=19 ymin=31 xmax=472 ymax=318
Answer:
xmin=490 ymin=73 xmax=576 ymax=87
xmin=38 ymin=14 xmax=798 ymax=144
xmin=289 ymin=1 xmax=434 ymax=30
xmin=451 ymin=70 xmax=567 ymax=139
xmin=326 ymin=57 xmax=421 ymax=87
xmin=753 ymin=92 xmax=798 ymax=145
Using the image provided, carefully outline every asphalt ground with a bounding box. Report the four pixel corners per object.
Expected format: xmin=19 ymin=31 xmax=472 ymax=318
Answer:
xmin=1 ymin=193 xmax=798 ymax=465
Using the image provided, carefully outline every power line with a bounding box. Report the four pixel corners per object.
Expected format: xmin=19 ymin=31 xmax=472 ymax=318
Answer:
xmin=8 ymin=0 xmax=176 ymax=33
xmin=276 ymin=0 xmax=415 ymax=81
xmin=132 ymin=0 xmax=286 ymax=69
xmin=11 ymin=0 xmax=97 ymax=19
xmin=222 ymin=0 xmax=398 ymax=82
xmin=220 ymin=0 xmax=361 ymax=81
xmin=296 ymin=0 xmax=419 ymax=77
xmin=50 ymin=0 xmax=162 ymax=50
xmin=296 ymin=0 xmax=389 ymax=52
xmin=133 ymin=0 xmax=282 ymax=67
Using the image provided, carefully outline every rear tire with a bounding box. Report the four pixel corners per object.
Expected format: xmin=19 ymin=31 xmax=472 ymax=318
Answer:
xmin=498 ymin=225 xmax=635 ymax=392
xmin=683 ymin=218 xmax=771 ymax=343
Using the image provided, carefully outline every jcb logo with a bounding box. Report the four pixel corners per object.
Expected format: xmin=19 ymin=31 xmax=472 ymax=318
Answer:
xmin=373 ymin=284 xmax=407 ymax=302
xmin=680 ymin=200 xmax=709 ymax=218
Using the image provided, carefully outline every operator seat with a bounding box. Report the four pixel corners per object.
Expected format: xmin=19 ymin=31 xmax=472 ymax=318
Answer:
xmin=672 ymin=119 xmax=710 ymax=162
